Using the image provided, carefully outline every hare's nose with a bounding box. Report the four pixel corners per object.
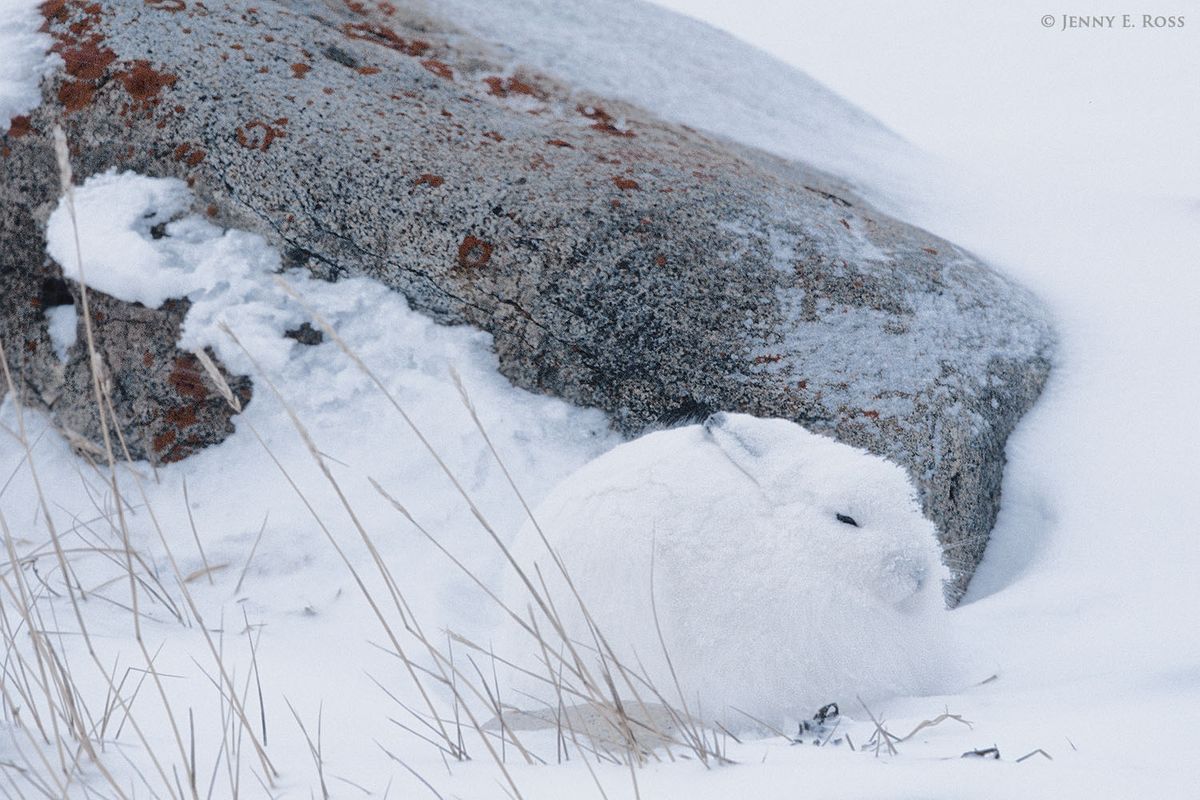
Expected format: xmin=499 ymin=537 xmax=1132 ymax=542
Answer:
xmin=876 ymin=551 xmax=927 ymax=604
xmin=911 ymin=567 xmax=927 ymax=593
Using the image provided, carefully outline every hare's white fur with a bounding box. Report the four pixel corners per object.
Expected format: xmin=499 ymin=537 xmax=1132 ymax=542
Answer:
xmin=500 ymin=413 xmax=957 ymax=724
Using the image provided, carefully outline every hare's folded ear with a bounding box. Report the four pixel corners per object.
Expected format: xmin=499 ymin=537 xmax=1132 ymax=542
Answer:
xmin=702 ymin=413 xmax=800 ymax=495
xmin=703 ymin=412 xmax=762 ymax=462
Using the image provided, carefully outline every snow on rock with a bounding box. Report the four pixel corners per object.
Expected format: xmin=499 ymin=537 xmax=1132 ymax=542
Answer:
xmin=46 ymin=171 xmax=215 ymax=309
xmin=501 ymin=412 xmax=958 ymax=725
xmin=46 ymin=170 xmax=300 ymax=373
xmin=0 ymin=0 xmax=54 ymax=130
xmin=44 ymin=302 xmax=77 ymax=360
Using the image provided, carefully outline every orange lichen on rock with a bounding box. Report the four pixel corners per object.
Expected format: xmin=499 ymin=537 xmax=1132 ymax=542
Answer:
xmin=483 ymin=75 xmax=546 ymax=100
xmin=235 ymin=118 xmax=288 ymax=152
xmin=414 ymin=173 xmax=444 ymax=187
xmin=118 ymin=60 xmax=178 ymax=103
xmin=168 ymin=355 xmax=209 ymax=400
xmin=152 ymin=429 xmax=177 ymax=452
xmin=6 ymin=116 xmax=32 ymax=138
xmin=41 ymin=0 xmax=114 ymax=113
xmin=341 ymin=22 xmax=430 ymax=57
xmin=578 ymin=105 xmax=634 ymax=137
xmin=57 ymin=37 xmax=117 ymax=80
xmin=291 ymin=62 xmax=311 ymax=78
xmin=457 ymin=235 xmax=493 ymax=269
xmin=172 ymin=142 xmax=206 ymax=166
xmin=612 ymin=176 xmax=640 ymax=191
xmin=421 ymin=59 xmax=452 ymax=80
xmin=165 ymin=405 xmax=199 ymax=427
xmin=58 ymin=79 xmax=95 ymax=111
xmin=40 ymin=0 xmax=70 ymax=27
xmin=357 ymin=65 xmax=381 ymax=75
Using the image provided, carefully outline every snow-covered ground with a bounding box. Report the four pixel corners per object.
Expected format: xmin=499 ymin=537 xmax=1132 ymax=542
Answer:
xmin=3 ymin=0 xmax=1198 ymax=798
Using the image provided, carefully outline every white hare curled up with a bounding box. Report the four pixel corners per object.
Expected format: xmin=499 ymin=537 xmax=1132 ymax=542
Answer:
xmin=500 ymin=413 xmax=959 ymax=726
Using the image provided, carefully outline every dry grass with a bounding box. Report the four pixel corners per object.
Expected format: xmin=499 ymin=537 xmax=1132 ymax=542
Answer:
xmin=253 ymin=283 xmax=735 ymax=795
xmin=857 ymin=696 xmax=973 ymax=758
xmin=0 ymin=128 xmax=271 ymax=799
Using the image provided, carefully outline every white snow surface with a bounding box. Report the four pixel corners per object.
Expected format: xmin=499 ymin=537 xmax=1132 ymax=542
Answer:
xmin=3 ymin=0 xmax=1199 ymax=797
xmin=502 ymin=413 xmax=956 ymax=725
xmin=0 ymin=0 xmax=54 ymax=128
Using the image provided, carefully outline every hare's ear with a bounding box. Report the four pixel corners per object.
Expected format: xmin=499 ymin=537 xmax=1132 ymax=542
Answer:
xmin=702 ymin=413 xmax=789 ymax=492
xmin=700 ymin=412 xmax=811 ymax=501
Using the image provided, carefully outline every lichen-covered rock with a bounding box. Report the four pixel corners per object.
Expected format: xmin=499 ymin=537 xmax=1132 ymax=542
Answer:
xmin=0 ymin=0 xmax=1053 ymax=600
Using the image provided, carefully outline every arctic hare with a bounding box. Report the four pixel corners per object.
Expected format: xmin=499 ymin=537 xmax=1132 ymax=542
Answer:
xmin=500 ymin=413 xmax=956 ymax=725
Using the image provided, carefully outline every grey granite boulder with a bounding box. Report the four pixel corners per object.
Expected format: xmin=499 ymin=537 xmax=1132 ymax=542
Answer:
xmin=0 ymin=0 xmax=1052 ymax=600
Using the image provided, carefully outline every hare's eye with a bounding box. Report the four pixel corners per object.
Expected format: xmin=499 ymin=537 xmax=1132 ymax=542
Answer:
xmin=836 ymin=513 xmax=859 ymax=528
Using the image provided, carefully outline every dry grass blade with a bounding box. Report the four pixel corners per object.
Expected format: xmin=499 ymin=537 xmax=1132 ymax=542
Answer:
xmin=375 ymin=741 xmax=447 ymax=800
xmin=234 ymin=514 xmax=269 ymax=594
xmin=183 ymin=563 xmax=229 ymax=585
xmin=896 ymin=710 xmax=973 ymax=743
xmin=191 ymin=349 xmax=242 ymax=413
xmin=857 ymin=696 xmax=898 ymax=757
xmin=181 ymin=478 xmax=213 ymax=586
xmin=728 ymin=707 xmax=791 ymax=742
xmin=285 ymin=698 xmax=329 ymax=800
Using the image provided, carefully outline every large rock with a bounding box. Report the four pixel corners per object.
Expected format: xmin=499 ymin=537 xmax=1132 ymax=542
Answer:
xmin=0 ymin=0 xmax=1052 ymax=600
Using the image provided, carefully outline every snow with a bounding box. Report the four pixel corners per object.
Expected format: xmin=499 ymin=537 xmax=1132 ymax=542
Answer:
xmin=4 ymin=0 xmax=1199 ymax=797
xmin=501 ymin=412 xmax=956 ymax=725
xmin=47 ymin=172 xmax=210 ymax=309
xmin=38 ymin=173 xmax=621 ymax=599
xmin=650 ymin=0 xmax=1200 ymax=199
xmin=44 ymin=303 xmax=77 ymax=360
xmin=47 ymin=170 xmax=306 ymax=373
xmin=7 ymin=169 xmax=622 ymax=796
xmin=0 ymin=0 xmax=54 ymax=128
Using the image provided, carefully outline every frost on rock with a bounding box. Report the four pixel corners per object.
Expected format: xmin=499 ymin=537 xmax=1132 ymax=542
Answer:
xmin=501 ymin=412 xmax=960 ymax=726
